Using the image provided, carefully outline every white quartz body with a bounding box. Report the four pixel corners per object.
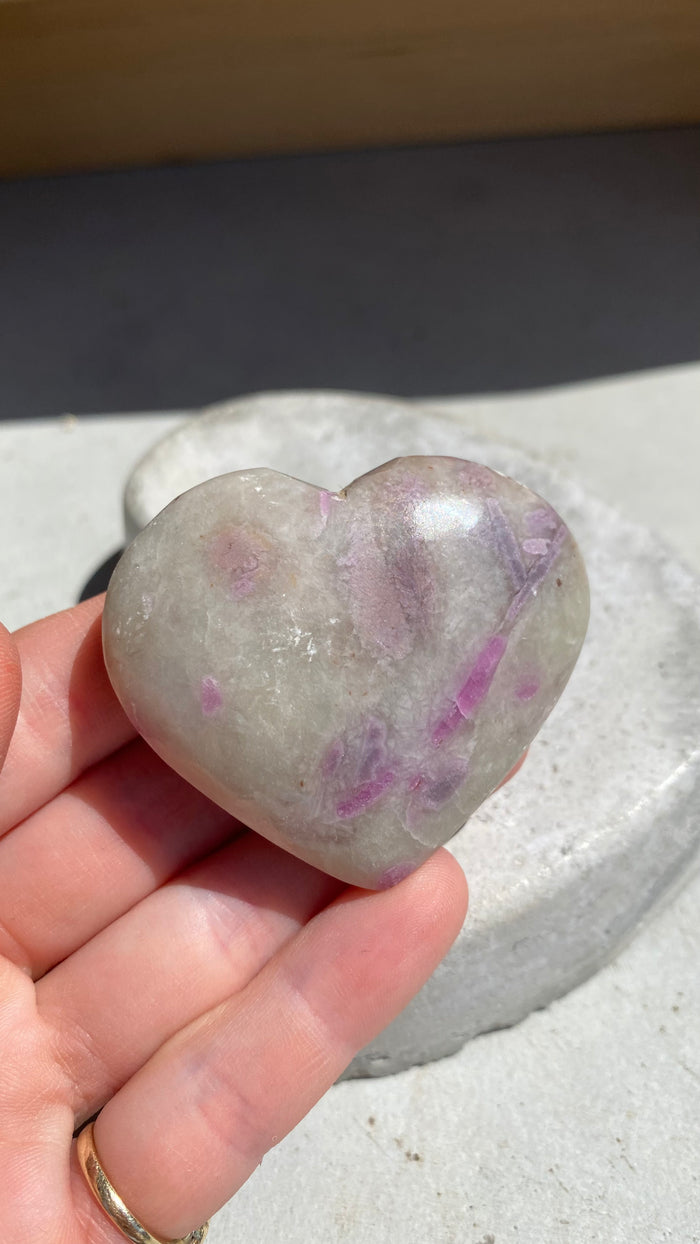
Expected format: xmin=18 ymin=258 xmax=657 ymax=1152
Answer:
xmin=103 ymin=456 xmax=589 ymax=888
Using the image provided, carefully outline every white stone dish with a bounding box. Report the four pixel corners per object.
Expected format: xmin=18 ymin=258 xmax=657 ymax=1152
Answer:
xmin=123 ymin=391 xmax=700 ymax=1075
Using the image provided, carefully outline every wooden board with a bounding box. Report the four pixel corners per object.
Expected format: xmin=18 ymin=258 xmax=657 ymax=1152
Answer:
xmin=1 ymin=0 xmax=700 ymax=177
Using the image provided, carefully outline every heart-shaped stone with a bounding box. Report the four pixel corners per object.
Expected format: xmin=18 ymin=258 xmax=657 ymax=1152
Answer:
xmin=103 ymin=456 xmax=589 ymax=888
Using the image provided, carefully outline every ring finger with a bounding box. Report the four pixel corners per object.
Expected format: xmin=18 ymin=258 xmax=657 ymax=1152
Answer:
xmin=71 ymin=851 xmax=467 ymax=1241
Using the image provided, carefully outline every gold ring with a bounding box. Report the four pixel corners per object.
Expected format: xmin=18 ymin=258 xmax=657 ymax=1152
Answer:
xmin=77 ymin=1121 xmax=209 ymax=1244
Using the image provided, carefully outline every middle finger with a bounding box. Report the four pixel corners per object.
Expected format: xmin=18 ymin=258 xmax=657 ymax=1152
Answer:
xmin=38 ymin=831 xmax=341 ymax=1122
xmin=0 ymin=738 xmax=238 ymax=976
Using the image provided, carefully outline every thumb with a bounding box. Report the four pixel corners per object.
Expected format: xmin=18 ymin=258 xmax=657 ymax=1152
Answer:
xmin=0 ymin=622 xmax=22 ymax=771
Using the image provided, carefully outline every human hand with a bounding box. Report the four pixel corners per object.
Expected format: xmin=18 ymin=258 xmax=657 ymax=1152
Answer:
xmin=0 ymin=597 xmax=469 ymax=1242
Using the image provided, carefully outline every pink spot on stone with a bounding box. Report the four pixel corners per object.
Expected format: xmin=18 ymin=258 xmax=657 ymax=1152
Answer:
xmin=377 ymin=862 xmax=415 ymax=890
xmin=200 ymin=676 xmax=223 ymax=716
xmin=458 ymin=462 xmax=493 ymax=489
xmin=522 ymin=538 xmax=550 ymax=556
xmin=336 ymin=769 xmax=395 ymax=819
xmin=208 ymin=525 xmax=273 ymax=599
xmin=516 ymin=679 xmax=539 ymax=701
xmin=234 ymin=569 xmax=257 ymax=597
xmin=525 ymin=507 xmax=559 ymax=536
xmin=407 ymin=774 xmax=425 ymax=792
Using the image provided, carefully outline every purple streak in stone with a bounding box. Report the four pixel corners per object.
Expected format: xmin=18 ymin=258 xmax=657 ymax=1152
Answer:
xmin=338 ymin=531 xmax=415 ymax=659
xmin=486 ymin=497 xmax=527 ymax=588
xmin=388 ymin=541 xmax=434 ymax=636
xmin=456 ymin=635 xmax=508 ymax=716
xmin=421 ymin=767 xmax=469 ymax=808
xmin=431 ymin=704 xmax=464 ymax=748
xmin=200 ymin=675 xmax=223 ymax=716
xmin=432 ymin=636 xmax=507 ymax=746
xmin=321 ymin=738 xmax=345 ymax=777
xmin=357 ymin=716 xmax=389 ymax=782
xmin=431 ymin=521 xmax=567 ymax=747
xmin=336 ymin=769 xmax=395 ymax=819
xmin=505 ymin=524 xmax=568 ymax=625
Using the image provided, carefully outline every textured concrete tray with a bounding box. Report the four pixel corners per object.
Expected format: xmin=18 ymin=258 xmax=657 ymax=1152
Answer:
xmin=125 ymin=391 xmax=700 ymax=1076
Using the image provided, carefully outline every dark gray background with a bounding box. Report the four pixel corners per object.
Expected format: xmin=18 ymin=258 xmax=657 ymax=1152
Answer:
xmin=1 ymin=126 xmax=699 ymax=419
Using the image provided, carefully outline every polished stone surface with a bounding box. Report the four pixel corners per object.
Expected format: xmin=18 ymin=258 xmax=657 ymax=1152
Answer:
xmin=105 ymin=455 xmax=588 ymax=889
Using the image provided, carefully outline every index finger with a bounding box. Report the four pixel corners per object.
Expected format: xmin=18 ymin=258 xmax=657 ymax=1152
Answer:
xmin=0 ymin=596 xmax=135 ymax=837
